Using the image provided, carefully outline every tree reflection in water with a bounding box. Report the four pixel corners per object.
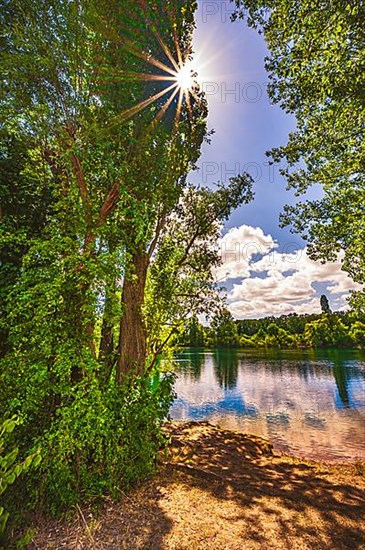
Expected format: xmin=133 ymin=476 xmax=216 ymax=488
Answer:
xmin=212 ymin=348 xmax=239 ymax=390
xmin=171 ymin=348 xmax=365 ymax=460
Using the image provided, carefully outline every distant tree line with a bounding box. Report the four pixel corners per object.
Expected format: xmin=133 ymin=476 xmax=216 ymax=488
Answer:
xmin=178 ymin=308 xmax=365 ymax=350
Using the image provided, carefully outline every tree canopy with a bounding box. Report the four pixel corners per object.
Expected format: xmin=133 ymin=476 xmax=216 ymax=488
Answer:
xmin=0 ymin=0 xmax=254 ymax=529
xmin=179 ymin=309 xmax=364 ymax=349
xmin=233 ymin=0 xmax=365 ymax=311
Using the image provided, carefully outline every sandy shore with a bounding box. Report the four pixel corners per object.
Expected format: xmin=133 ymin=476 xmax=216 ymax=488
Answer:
xmin=32 ymin=421 xmax=365 ymax=549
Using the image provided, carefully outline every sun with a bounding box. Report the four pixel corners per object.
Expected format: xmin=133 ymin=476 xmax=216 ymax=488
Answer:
xmin=174 ymin=62 xmax=197 ymax=91
xmin=113 ymin=25 xmax=205 ymax=129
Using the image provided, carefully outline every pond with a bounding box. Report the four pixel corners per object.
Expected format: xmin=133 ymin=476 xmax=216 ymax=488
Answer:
xmin=170 ymin=348 xmax=365 ymax=461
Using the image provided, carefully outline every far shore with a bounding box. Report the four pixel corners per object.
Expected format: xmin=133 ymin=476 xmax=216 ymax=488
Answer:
xmin=177 ymin=346 xmax=365 ymax=351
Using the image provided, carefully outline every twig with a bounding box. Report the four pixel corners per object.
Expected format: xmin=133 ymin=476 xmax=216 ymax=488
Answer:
xmin=76 ymin=504 xmax=96 ymax=548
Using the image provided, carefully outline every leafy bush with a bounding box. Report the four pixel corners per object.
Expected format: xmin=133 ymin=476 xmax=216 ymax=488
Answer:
xmin=30 ymin=373 xmax=175 ymax=513
xmin=0 ymin=417 xmax=41 ymax=548
xmin=349 ymin=321 xmax=365 ymax=346
xmin=304 ymin=315 xmax=352 ymax=348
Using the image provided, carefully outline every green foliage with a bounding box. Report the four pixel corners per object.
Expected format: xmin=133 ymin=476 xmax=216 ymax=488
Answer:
xmin=304 ymin=315 xmax=351 ymax=348
xmin=184 ymin=317 xmax=205 ymax=347
xmin=265 ymin=324 xmax=295 ymax=348
xmin=145 ymin=176 xmax=253 ymax=359
xmin=349 ymin=321 xmax=365 ymax=346
xmin=0 ymin=129 xmax=54 ymax=359
xmin=184 ymin=311 xmax=365 ymax=350
xmin=0 ymin=0 xmax=206 ymax=526
xmin=209 ymin=308 xmax=240 ymax=348
xmin=20 ymin=374 xmax=174 ymax=514
xmin=0 ymin=418 xmax=41 ymax=547
xmin=233 ymin=0 xmax=365 ymax=310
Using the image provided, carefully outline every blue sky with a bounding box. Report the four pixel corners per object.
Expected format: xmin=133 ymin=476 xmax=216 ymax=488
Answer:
xmin=187 ymin=1 xmax=359 ymax=318
xmin=191 ymin=0 xmax=300 ymax=246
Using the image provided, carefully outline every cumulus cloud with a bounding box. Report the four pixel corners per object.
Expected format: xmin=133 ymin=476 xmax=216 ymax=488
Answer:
xmin=214 ymin=225 xmax=362 ymax=319
xmin=213 ymin=225 xmax=277 ymax=282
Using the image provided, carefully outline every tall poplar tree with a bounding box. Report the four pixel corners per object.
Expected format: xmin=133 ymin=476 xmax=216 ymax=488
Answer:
xmin=0 ymin=0 xmax=253 ymax=513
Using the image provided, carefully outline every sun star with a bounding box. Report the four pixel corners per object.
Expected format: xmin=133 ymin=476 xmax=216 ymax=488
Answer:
xmin=175 ymin=62 xmax=196 ymax=92
xmin=111 ymin=18 xmax=205 ymax=130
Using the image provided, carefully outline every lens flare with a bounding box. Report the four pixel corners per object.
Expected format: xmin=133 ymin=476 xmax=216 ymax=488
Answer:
xmin=110 ymin=12 xmax=204 ymax=132
xmin=175 ymin=63 xmax=195 ymax=91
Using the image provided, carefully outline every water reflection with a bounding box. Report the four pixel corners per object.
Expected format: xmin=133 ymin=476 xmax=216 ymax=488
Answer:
xmin=187 ymin=349 xmax=205 ymax=381
xmin=170 ymin=349 xmax=365 ymax=460
xmin=212 ymin=349 xmax=239 ymax=390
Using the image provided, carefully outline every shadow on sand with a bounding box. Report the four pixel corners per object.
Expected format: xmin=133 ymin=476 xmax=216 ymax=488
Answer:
xmin=32 ymin=421 xmax=365 ymax=549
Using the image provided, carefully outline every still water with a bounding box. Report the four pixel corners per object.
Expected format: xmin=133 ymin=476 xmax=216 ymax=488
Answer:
xmin=170 ymin=348 xmax=365 ymax=461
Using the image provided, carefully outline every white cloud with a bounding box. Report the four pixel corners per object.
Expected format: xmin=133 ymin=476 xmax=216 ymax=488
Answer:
xmin=214 ymin=224 xmax=362 ymax=319
xmin=213 ymin=225 xmax=277 ymax=282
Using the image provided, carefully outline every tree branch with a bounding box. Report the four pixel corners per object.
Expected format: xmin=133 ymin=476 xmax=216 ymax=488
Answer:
xmin=148 ymin=212 xmax=167 ymax=258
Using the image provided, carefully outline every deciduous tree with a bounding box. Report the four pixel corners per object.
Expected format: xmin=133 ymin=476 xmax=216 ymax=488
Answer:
xmin=233 ymin=0 xmax=365 ymax=310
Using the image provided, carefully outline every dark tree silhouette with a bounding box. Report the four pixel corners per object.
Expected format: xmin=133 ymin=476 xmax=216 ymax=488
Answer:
xmin=320 ymin=294 xmax=332 ymax=314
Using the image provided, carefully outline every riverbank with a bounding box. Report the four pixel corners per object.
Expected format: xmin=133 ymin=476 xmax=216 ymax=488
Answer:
xmin=32 ymin=421 xmax=365 ymax=549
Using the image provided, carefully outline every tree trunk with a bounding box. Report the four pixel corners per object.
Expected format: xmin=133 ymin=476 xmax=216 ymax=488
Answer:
xmin=117 ymin=249 xmax=149 ymax=383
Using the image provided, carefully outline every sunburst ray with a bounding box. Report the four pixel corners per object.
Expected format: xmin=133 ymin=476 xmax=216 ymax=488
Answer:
xmin=107 ymin=6 xmax=203 ymax=133
xmin=145 ymin=85 xmax=181 ymax=138
xmin=112 ymin=82 xmax=178 ymax=125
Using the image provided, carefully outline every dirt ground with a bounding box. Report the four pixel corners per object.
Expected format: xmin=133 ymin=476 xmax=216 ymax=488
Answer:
xmin=31 ymin=421 xmax=365 ymax=550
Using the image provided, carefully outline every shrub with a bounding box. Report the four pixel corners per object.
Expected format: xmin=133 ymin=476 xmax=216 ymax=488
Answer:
xmin=30 ymin=373 xmax=175 ymax=514
xmin=0 ymin=417 xmax=41 ymax=548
